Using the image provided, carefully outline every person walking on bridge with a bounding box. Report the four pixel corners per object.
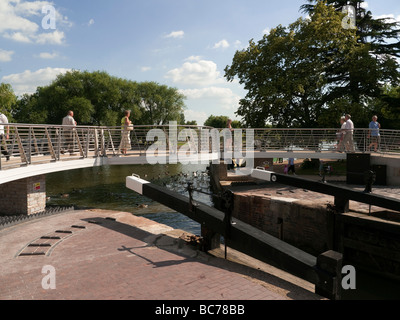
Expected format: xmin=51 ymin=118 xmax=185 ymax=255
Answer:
xmin=0 ymin=111 xmax=10 ymax=161
xmin=336 ymin=116 xmax=346 ymax=152
xmin=119 ymin=110 xmax=133 ymax=156
xmin=368 ymin=115 xmax=381 ymax=152
xmin=287 ymin=158 xmax=296 ymax=175
xmin=343 ymin=114 xmax=355 ymax=152
xmin=62 ymin=110 xmax=77 ymax=155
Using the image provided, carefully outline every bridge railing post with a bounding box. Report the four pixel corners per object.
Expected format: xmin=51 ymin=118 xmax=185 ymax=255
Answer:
xmin=27 ymin=127 xmax=32 ymax=164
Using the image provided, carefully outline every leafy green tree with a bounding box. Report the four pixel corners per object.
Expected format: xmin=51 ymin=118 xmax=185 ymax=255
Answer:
xmin=13 ymin=93 xmax=47 ymax=124
xmin=301 ymin=0 xmax=400 ymax=110
xmin=225 ymin=2 xmax=361 ymax=128
xmin=13 ymin=71 xmax=186 ymax=127
xmin=204 ymin=115 xmax=241 ymax=128
xmin=185 ymin=120 xmax=198 ymax=126
xmin=301 ymin=0 xmax=400 ymax=56
xmin=137 ymin=82 xmax=186 ymax=125
xmin=204 ymin=115 xmax=230 ymax=129
xmin=225 ymin=1 xmax=399 ymax=128
xmin=375 ymin=86 xmax=400 ymax=129
xmin=231 ymin=120 xmax=242 ymax=128
xmin=0 ymin=83 xmax=17 ymax=121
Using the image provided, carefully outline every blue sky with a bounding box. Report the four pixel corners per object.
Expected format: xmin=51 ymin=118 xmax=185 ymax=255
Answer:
xmin=1 ymin=0 xmax=400 ymax=125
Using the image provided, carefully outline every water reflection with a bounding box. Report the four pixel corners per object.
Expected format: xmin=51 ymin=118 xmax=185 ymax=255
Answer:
xmin=46 ymin=164 xmax=211 ymax=235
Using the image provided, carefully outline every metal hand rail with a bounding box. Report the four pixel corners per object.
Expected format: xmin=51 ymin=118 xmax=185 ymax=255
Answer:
xmin=248 ymin=128 xmax=400 ymax=154
xmin=0 ymin=124 xmax=399 ymax=170
xmin=0 ymin=124 xmax=214 ymax=170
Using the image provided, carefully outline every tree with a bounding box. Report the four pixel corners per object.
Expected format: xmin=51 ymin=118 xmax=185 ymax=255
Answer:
xmin=225 ymin=2 xmax=361 ymax=128
xmin=375 ymin=86 xmax=400 ymax=129
xmin=0 ymin=83 xmax=17 ymax=121
xmin=13 ymin=71 xmax=186 ymax=127
xmin=301 ymin=0 xmax=400 ymax=56
xmin=204 ymin=115 xmax=241 ymax=128
xmin=225 ymin=1 xmax=399 ymax=128
xmin=137 ymin=82 xmax=186 ymax=125
xmin=301 ymin=0 xmax=400 ymax=109
xmin=185 ymin=120 xmax=198 ymax=126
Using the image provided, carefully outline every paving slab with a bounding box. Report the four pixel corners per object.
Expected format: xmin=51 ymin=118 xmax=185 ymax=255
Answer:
xmin=0 ymin=209 xmax=322 ymax=300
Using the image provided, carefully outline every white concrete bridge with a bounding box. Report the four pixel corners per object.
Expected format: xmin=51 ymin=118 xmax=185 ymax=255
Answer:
xmin=0 ymin=123 xmax=399 ymax=215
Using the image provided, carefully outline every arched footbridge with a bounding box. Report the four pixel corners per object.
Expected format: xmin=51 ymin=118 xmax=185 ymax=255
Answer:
xmin=1 ymin=123 xmax=400 ymax=185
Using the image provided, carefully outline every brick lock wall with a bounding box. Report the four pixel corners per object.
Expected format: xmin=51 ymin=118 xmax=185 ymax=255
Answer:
xmin=232 ymin=193 xmax=332 ymax=256
xmin=0 ymin=175 xmax=46 ymax=216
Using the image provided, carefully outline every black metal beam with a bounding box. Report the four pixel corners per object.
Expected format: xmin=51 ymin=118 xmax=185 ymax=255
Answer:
xmin=126 ymin=175 xmax=343 ymax=299
xmin=251 ymin=169 xmax=400 ymax=213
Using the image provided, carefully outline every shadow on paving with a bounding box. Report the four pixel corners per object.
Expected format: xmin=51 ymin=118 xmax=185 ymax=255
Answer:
xmin=81 ymin=216 xmax=323 ymax=300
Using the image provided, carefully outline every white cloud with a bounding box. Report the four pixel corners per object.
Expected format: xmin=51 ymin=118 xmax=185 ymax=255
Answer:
xmin=0 ymin=0 xmax=69 ymax=44
xmin=263 ymin=27 xmax=271 ymax=35
xmin=0 ymin=49 xmax=14 ymax=62
xmin=13 ymin=0 xmax=51 ymax=17
xmin=1 ymin=67 xmax=71 ymax=96
xmin=185 ymin=55 xmax=202 ymax=62
xmin=375 ymin=14 xmax=400 ymax=23
xmin=166 ymin=58 xmax=243 ymax=124
xmin=36 ymin=30 xmax=65 ymax=44
xmin=184 ymin=109 xmax=208 ymax=126
xmin=164 ymin=30 xmax=184 ymax=39
xmin=4 ymin=31 xmax=32 ymax=43
xmin=213 ymin=39 xmax=230 ymax=49
xmin=166 ymin=59 xmax=225 ymax=87
xmin=233 ymin=40 xmax=243 ymax=48
xmin=141 ymin=66 xmax=151 ymax=72
xmin=88 ymin=18 xmax=95 ymax=26
xmin=37 ymin=51 xmax=59 ymax=59
xmin=180 ymin=87 xmax=241 ymax=111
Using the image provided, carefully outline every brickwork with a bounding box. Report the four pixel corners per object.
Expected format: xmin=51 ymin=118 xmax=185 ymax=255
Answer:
xmin=0 ymin=209 xmax=321 ymax=300
xmin=232 ymin=193 xmax=331 ymax=256
xmin=0 ymin=175 xmax=46 ymax=216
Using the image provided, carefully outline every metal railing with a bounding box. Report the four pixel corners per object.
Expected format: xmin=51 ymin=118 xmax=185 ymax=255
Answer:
xmin=0 ymin=124 xmax=215 ymax=170
xmin=250 ymin=128 xmax=400 ymax=154
xmin=1 ymin=124 xmax=399 ymax=170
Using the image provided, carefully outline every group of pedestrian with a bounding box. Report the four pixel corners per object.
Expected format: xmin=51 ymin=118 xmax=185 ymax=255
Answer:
xmin=0 ymin=107 xmax=384 ymax=163
xmin=283 ymin=114 xmax=380 ymax=176
xmin=336 ymin=114 xmax=381 ymax=153
xmin=61 ymin=109 xmax=134 ymax=156
xmin=336 ymin=114 xmax=355 ymax=152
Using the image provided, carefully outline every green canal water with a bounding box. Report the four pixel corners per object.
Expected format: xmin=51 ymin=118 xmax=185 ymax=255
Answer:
xmin=46 ymin=164 xmax=210 ymax=236
xmin=45 ymin=164 xmax=400 ymax=300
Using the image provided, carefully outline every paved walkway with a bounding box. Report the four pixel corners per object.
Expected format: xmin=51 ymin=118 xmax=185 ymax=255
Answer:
xmin=0 ymin=209 xmax=321 ymax=300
